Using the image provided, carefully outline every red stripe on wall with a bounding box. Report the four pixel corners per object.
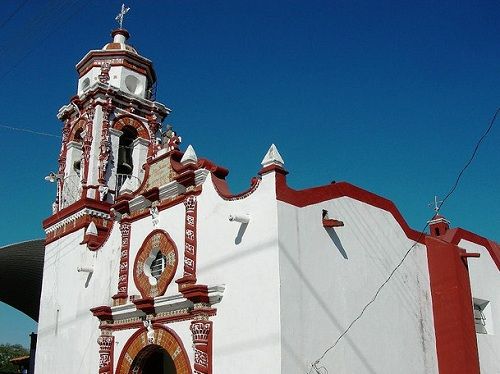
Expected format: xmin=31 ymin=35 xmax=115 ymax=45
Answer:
xmin=426 ymin=236 xmax=480 ymax=374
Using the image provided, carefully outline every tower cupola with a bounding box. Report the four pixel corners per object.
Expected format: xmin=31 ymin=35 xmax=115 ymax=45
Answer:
xmin=75 ymin=28 xmax=156 ymax=99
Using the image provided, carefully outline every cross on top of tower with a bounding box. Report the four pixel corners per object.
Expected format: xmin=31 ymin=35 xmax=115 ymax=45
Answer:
xmin=428 ymin=195 xmax=443 ymax=214
xmin=115 ymin=4 xmax=130 ymax=29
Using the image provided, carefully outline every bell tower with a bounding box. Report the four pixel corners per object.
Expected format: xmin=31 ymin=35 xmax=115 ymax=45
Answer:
xmin=44 ymin=27 xmax=170 ymax=247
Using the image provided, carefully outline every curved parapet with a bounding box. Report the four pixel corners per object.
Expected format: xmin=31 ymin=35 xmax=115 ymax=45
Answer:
xmin=0 ymin=239 xmax=44 ymax=321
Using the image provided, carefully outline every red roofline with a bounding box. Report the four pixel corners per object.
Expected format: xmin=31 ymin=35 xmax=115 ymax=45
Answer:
xmin=274 ymin=172 xmax=424 ymax=243
xmin=443 ymin=228 xmax=500 ymax=270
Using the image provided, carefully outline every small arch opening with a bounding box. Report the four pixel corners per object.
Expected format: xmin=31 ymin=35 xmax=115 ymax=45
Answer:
xmin=131 ymin=345 xmax=176 ymax=374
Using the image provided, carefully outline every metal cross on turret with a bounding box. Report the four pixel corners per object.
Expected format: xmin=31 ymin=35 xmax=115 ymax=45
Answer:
xmin=115 ymin=4 xmax=130 ymax=29
xmin=429 ymin=195 xmax=443 ymax=214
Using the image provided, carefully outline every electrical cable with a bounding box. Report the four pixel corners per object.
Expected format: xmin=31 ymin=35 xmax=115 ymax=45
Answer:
xmin=0 ymin=0 xmax=30 ymax=32
xmin=0 ymin=0 xmax=89 ymax=81
xmin=307 ymin=107 xmax=499 ymax=374
xmin=0 ymin=124 xmax=59 ymax=138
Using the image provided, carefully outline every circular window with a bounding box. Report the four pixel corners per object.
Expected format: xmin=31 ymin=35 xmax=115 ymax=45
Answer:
xmin=81 ymin=77 xmax=91 ymax=92
xmin=134 ymin=230 xmax=178 ymax=298
xmin=125 ymin=75 xmax=144 ymax=95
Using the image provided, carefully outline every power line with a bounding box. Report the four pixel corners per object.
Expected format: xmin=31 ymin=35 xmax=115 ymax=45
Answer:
xmin=308 ymin=107 xmax=499 ymax=374
xmin=0 ymin=0 xmax=30 ymax=32
xmin=438 ymin=107 xmax=499 ymax=211
xmin=0 ymin=124 xmax=59 ymax=138
xmin=0 ymin=0 xmax=89 ymax=81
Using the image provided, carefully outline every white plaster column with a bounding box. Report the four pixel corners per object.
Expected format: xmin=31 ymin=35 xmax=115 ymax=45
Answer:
xmin=132 ymin=137 xmax=149 ymax=183
xmin=86 ymin=105 xmax=104 ymax=192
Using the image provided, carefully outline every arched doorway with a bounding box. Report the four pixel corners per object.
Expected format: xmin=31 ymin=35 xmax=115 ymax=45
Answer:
xmin=131 ymin=345 xmax=177 ymax=374
xmin=115 ymin=326 xmax=192 ymax=374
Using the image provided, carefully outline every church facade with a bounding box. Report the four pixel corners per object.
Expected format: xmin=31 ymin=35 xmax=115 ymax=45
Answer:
xmin=35 ymin=28 xmax=499 ymax=374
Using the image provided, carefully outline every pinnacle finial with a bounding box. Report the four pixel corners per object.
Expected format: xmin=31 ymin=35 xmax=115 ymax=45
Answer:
xmin=181 ymin=145 xmax=198 ymax=164
xmin=261 ymin=144 xmax=284 ymax=168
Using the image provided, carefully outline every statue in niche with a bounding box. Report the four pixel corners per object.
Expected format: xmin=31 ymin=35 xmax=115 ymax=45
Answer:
xmin=162 ymin=124 xmax=182 ymax=151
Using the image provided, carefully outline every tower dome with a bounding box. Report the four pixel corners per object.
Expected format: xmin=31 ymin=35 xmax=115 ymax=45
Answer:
xmin=102 ymin=29 xmax=138 ymax=54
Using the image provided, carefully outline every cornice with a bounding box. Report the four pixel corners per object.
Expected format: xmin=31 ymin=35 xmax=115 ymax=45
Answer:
xmin=57 ymin=84 xmax=170 ymax=121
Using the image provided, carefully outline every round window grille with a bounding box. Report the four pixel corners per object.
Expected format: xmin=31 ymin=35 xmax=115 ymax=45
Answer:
xmin=134 ymin=230 xmax=178 ymax=298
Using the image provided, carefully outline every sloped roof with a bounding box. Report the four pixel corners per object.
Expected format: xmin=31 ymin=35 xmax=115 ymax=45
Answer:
xmin=0 ymin=239 xmax=45 ymax=321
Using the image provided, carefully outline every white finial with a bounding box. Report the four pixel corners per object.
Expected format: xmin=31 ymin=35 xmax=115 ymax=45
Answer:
xmin=181 ymin=145 xmax=198 ymax=164
xmin=428 ymin=195 xmax=443 ymax=214
xmin=261 ymin=144 xmax=284 ymax=168
xmin=115 ymin=4 xmax=130 ymax=29
xmin=86 ymin=221 xmax=98 ymax=237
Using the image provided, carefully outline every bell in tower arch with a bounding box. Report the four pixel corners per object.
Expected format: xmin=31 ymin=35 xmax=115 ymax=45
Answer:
xmin=117 ymin=126 xmax=137 ymax=175
xmin=117 ymin=145 xmax=133 ymax=175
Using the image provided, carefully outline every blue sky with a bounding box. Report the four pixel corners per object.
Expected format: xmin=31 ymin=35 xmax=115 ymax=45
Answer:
xmin=0 ymin=0 xmax=498 ymax=347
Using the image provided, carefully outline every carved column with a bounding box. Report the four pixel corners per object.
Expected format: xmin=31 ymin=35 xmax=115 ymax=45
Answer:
xmin=177 ymin=195 xmax=197 ymax=289
xmin=98 ymin=99 xmax=113 ymax=186
xmin=81 ymin=103 xmax=95 ymax=186
xmin=190 ymin=319 xmax=212 ymax=374
xmin=56 ymin=118 xmax=71 ymax=211
xmin=97 ymin=330 xmax=114 ymax=374
xmin=113 ymin=221 xmax=131 ymax=305
xmin=146 ymin=113 xmax=160 ymax=157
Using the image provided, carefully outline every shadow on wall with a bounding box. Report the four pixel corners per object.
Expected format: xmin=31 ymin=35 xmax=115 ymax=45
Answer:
xmin=326 ymin=228 xmax=348 ymax=259
xmin=234 ymin=222 xmax=248 ymax=245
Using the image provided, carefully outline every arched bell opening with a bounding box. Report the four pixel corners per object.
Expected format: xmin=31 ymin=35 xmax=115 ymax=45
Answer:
xmin=130 ymin=345 xmax=177 ymax=374
xmin=72 ymin=128 xmax=84 ymax=176
xmin=117 ymin=125 xmax=138 ymax=175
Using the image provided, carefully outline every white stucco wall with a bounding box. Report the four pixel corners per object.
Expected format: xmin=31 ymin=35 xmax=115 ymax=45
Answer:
xmin=126 ymin=201 xmax=186 ymax=299
xmin=458 ymin=239 xmax=500 ymax=374
xmin=277 ymin=197 xmax=438 ymax=374
xmin=195 ymin=172 xmax=282 ymax=373
xmin=35 ymin=225 xmax=122 ymax=373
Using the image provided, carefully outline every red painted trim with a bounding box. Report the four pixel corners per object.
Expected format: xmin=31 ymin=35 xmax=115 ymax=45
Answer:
xmin=197 ymin=158 xmax=229 ymax=179
xmin=211 ymin=174 xmax=261 ymax=201
xmin=323 ymin=218 xmax=344 ymax=228
xmin=91 ymin=306 xmax=113 ymax=321
xmin=176 ymin=196 xmax=198 ymax=288
xmin=190 ymin=320 xmax=213 ymax=374
xmin=76 ymin=50 xmax=156 ymax=82
xmin=133 ymin=297 xmax=155 ymax=314
xmin=443 ymin=228 xmax=500 ymax=270
xmin=68 ymin=118 xmax=86 ymax=142
xmin=275 ymin=173 xmax=423 ymax=243
xmin=113 ymin=221 xmax=132 ymax=303
xmin=426 ymin=236 xmax=480 ymax=374
xmin=112 ymin=115 xmax=150 ymax=140
xmin=96 ymin=308 xmax=217 ymax=332
xmin=43 ymin=198 xmax=111 ymax=228
xmin=258 ymin=164 xmax=288 ymax=176
xmin=460 ymin=252 xmax=480 ymax=259
xmin=180 ymin=284 xmax=209 ymax=304
xmin=142 ymin=187 xmax=159 ymax=202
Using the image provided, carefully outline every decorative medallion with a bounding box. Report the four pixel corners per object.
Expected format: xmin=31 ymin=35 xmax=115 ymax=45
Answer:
xmin=134 ymin=230 xmax=178 ymax=298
